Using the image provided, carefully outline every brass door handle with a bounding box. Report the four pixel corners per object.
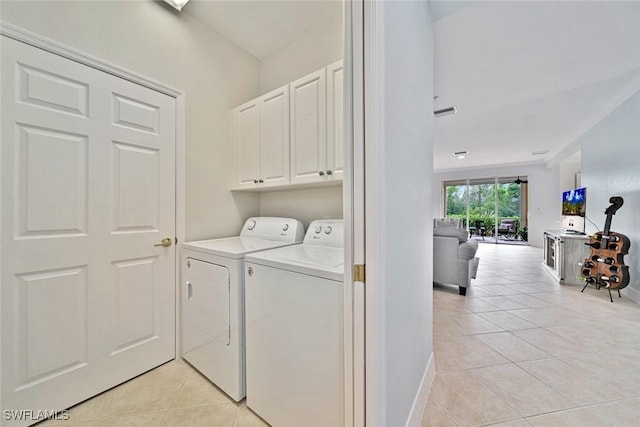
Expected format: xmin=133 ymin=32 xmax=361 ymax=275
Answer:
xmin=154 ymin=238 xmax=172 ymax=248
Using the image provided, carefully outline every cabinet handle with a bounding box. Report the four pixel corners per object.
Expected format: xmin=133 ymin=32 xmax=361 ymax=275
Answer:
xmin=259 ymin=179 xmax=264 ymax=183
xmin=319 ymin=171 xmax=325 ymax=176
xmin=253 ymin=179 xmax=259 ymax=184
xmin=326 ymin=170 xmax=332 ymax=175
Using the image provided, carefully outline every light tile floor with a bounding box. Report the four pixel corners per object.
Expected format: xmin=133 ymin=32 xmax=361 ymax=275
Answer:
xmin=39 ymin=358 xmax=268 ymax=427
xmin=40 ymin=243 xmax=640 ymax=427
xmin=424 ymin=243 xmax=640 ymax=427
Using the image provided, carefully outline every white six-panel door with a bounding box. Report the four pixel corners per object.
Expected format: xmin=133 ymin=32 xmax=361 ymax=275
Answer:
xmin=1 ymin=37 xmax=176 ymax=425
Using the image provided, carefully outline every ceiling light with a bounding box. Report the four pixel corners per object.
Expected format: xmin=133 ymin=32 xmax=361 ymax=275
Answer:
xmin=532 ymin=150 xmax=549 ymax=156
xmin=434 ymin=106 xmax=457 ymax=117
xmin=163 ymin=0 xmax=189 ymax=11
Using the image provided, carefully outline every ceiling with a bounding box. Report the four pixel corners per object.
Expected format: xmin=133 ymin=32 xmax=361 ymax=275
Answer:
xmin=431 ymin=0 xmax=640 ymax=171
xmin=182 ymin=0 xmax=640 ymax=172
xmin=183 ymin=0 xmax=341 ymax=59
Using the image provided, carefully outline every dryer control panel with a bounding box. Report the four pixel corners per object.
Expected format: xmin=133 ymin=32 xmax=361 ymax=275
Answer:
xmin=304 ymin=219 xmax=344 ymax=247
xmin=240 ymin=217 xmax=304 ymax=242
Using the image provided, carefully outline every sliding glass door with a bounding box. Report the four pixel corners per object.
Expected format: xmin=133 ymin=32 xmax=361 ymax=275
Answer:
xmin=443 ymin=177 xmax=528 ymax=244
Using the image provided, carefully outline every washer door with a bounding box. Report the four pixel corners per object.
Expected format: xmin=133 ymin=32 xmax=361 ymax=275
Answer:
xmin=183 ymin=258 xmax=230 ymax=353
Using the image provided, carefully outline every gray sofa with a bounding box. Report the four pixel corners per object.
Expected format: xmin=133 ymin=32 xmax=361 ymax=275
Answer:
xmin=433 ymin=226 xmax=479 ymax=296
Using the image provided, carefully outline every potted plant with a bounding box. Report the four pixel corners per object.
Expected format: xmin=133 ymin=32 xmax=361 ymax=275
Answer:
xmin=517 ymin=226 xmax=528 ymax=241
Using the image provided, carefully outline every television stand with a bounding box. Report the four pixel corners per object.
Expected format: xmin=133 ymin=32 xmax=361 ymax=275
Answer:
xmin=543 ymin=230 xmax=590 ymax=285
xmin=564 ymin=230 xmax=586 ymax=235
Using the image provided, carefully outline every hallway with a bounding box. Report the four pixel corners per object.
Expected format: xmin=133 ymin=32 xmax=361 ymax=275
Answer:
xmin=426 ymin=244 xmax=640 ymax=426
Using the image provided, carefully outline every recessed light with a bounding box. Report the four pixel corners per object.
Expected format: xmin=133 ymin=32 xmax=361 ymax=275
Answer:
xmin=532 ymin=150 xmax=549 ymax=156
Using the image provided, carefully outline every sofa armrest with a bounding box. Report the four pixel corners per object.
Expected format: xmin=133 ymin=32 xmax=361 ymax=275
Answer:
xmin=433 ymin=236 xmax=459 ymax=285
xmin=457 ymin=239 xmax=478 ymax=261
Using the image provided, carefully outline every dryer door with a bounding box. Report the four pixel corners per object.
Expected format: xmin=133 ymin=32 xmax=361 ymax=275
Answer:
xmin=183 ymin=258 xmax=230 ymax=353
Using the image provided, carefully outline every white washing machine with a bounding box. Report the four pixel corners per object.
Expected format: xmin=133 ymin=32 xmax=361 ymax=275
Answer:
xmin=181 ymin=217 xmax=304 ymax=401
xmin=244 ymin=219 xmax=344 ymax=427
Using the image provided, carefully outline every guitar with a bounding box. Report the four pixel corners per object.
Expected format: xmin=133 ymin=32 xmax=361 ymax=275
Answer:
xmin=581 ymin=196 xmax=630 ymax=293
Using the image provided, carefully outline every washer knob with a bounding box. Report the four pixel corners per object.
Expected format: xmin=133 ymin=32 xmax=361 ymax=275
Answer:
xmin=324 ymin=226 xmax=332 ymax=234
xmin=282 ymin=224 xmax=289 ymax=231
xmin=315 ymin=226 xmax=322 ymax=234
xmin=247 ymin=220 xmax=257 ymax=230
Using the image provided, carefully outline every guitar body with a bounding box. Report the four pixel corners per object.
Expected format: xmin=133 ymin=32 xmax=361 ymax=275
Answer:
xmin=581 ymin=197 xmax=631 ymax=291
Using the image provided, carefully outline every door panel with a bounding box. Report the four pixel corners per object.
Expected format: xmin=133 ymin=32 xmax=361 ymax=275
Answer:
xmin=183 ymin=258 xmax=231 ymax=352
xmin=17 ymin=63 xmax=90 ymax=118
xmin=1 ymin=36 xmax=176 ymax=425
xmin=17 ymin=267 xmax=88 ymax=387
xmin=327 ymin=61 xmax=344 ymax=180
xmin=290 ymin=69 xmax=326 ymax=184
xmin=259 ymin=86 xmax=290 ymax=186
xmin=16 ymin=125 xmax=88 ymax=237
xmin=112 ymin=257 xmax=157 ymax=353
xmin=112 ymin=142 xmax=160 ymax=232
xmin=234 ymin=102 xmax=261 ymax=188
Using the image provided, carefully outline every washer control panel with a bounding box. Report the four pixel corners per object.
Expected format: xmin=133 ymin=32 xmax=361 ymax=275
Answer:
xmin=304 ymin=220 xmax=344 ymax=247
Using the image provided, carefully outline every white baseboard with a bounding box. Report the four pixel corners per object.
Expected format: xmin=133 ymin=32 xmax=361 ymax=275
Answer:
xmin=406 ymin=352 xmax=436 ymax=427
xmin=623 ymin=285 xmax=640 ymax=304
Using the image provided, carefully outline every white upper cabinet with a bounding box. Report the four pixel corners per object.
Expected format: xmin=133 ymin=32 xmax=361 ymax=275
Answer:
xmin=290 ymin=68 xmax=327 ymax=184
xmin=232 ymin=61 xmax=343 ymax=191
xmin=326 ymin=60 xmax=344 ymax=181
xmin=233 ymin=85 xmax=290 ymax=189
xmin=234 ymin=101 xmax=260 ymax=188
xmin=260 ymin=86 xmax=290 ymax=186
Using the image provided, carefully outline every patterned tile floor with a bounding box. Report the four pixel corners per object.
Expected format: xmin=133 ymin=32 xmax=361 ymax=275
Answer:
xmin=424 ymin=243 xmax=640 ymax=427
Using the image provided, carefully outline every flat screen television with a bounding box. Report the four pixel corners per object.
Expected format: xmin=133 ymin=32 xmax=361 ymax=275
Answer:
xmin=561 ymin=187 xmax=586 ymax=233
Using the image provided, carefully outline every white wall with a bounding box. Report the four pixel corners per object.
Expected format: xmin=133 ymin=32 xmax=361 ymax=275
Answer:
xmin=259 ymin=4 xmax=343 ymax=94
xmin=257 ymin=4 xmax=344 ymax=227
xmin=433 ymin=164 xmax=560 ymax=247
xmin=1 ymin=0 xmax=262 ymax=241
xmin=577 ymin=90 xmax=640 ymax=301
xmin=559 ymin=154 xmax=581 ymax=192
xmin=367 ymin=1 xmax=434 ymax=425
xmin=259 ymin=186 xmax=343 ymax=228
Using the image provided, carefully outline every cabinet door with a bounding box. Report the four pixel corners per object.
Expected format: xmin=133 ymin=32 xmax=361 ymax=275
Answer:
xmin=260 ymin=86 xmax=290 ymax=187
xmin=290 ymin=69 xmax=326 ymax=184
xmin=326 ymin=61 xmax=344 ymax=181
xmin=234 ymin=101 xmax=260 ymax=188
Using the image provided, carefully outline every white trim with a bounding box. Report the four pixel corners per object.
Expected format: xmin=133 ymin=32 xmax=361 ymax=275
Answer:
xmin=0 ymin=21 xmax=181 ymax=98
xmin=364 ymin=0 xmax=387 ymax=425
xmin=343 ymin=0 xmax=355 ymax=425
xmin=174 ymin=94 xmax=187 ymax=358
xmin=408 ymin=353 xmax=436 ymax=427
xmin=344 ymin=1 xmax=366 ymax=426
xmin=1 ymin=22 xmax=187 ymax=360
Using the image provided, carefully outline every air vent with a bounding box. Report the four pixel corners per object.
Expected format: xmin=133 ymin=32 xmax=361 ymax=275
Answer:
xmin=532 ymin=150 xmax=549 ymax=156
xmin=434 ymin=106 xmax=457 ymax=117
xmin=453 ymin=150 xmax=468 ymax=159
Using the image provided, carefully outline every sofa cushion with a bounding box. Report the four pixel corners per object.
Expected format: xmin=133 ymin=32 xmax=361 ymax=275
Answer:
xmin=434 ymin=218 xmax=462 ymax=228
xmin=433 ymin=227 xmax=468 ymax=243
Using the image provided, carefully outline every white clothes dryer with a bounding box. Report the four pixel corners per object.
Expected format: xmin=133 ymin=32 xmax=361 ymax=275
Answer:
xmin=244 ymin=219 xmax=344 ymax=427
xmin=181 ymin=217 xmax=304 ymax=401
